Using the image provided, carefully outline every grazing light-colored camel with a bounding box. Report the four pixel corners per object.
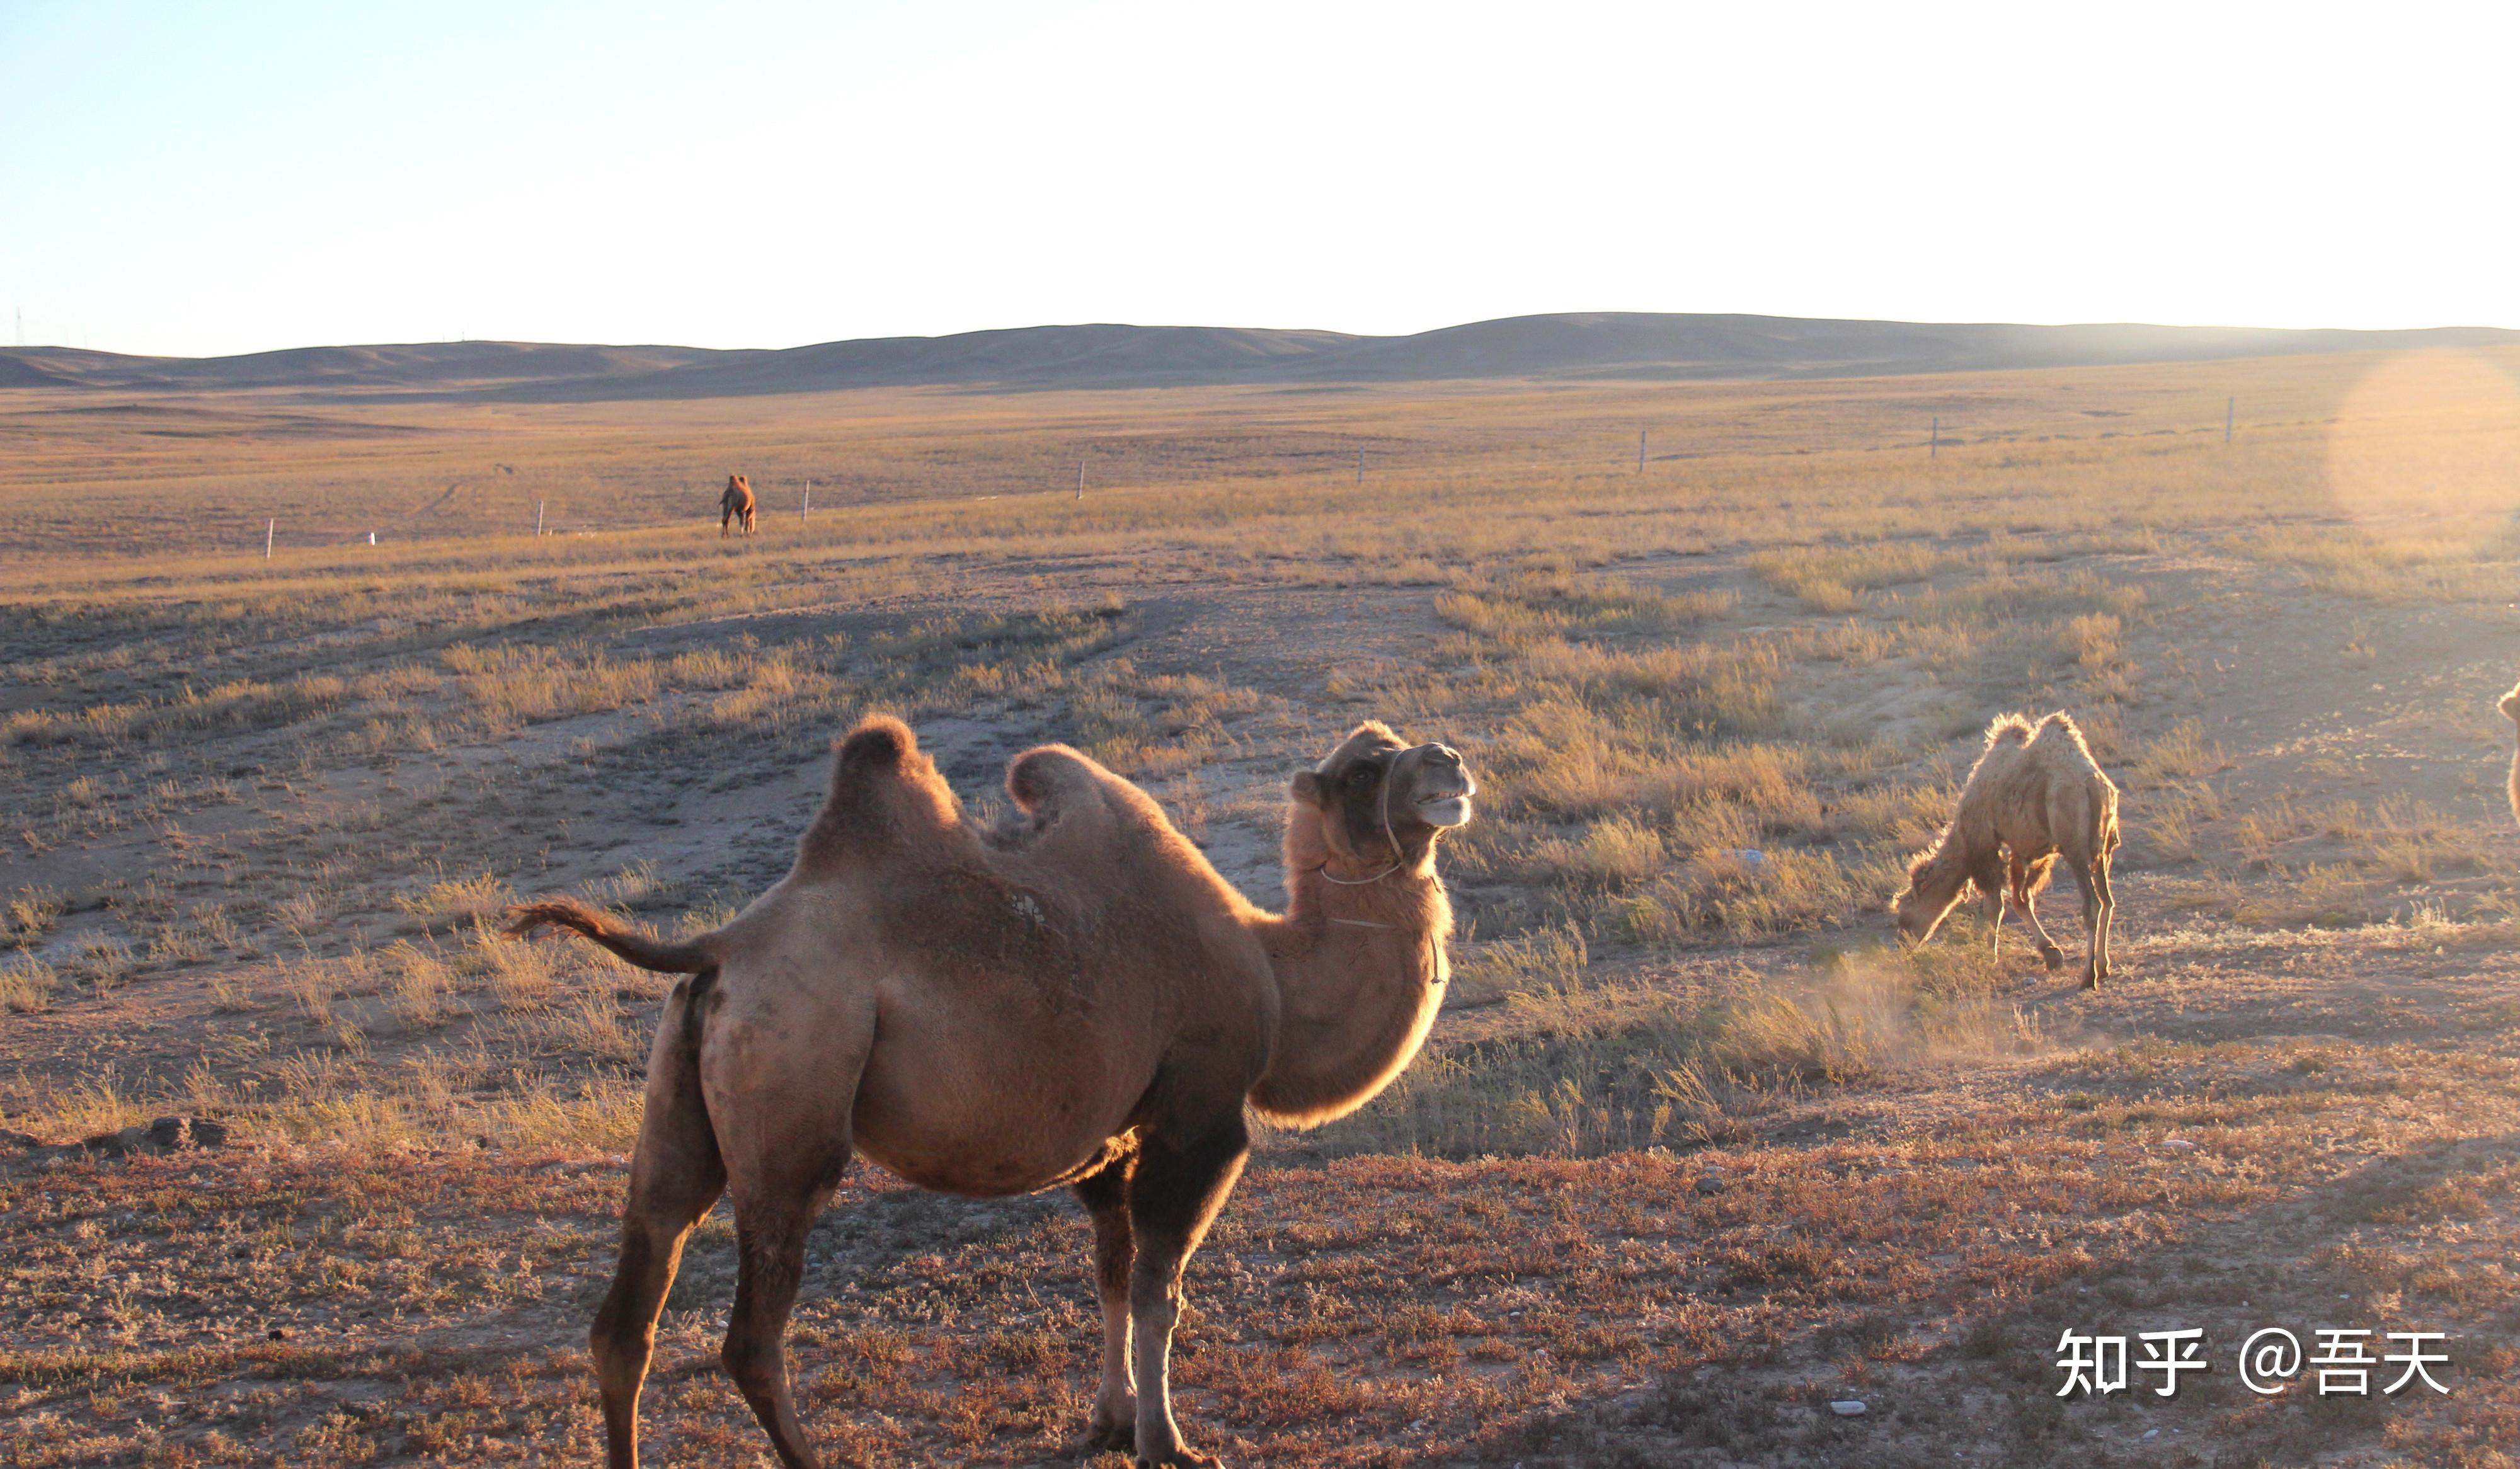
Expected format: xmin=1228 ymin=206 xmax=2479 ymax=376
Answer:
xmin=2500 ymin=682 xmax=2520 ymax=827
xmin=1894 ymin=711 xmax=2121 ymax=988
xmin=502 ymin=716 xmax=1474 ymax=1469
xmin=719 ymin=474 xmax=757 ymax=537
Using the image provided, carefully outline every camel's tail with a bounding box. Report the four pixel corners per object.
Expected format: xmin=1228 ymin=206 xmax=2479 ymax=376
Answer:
xmin=501 ymin=896 xmax=716 ymax=973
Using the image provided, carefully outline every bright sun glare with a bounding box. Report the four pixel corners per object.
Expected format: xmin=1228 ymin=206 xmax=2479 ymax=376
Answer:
xmin=2325 ymin=353 xmax=2520 ymax=534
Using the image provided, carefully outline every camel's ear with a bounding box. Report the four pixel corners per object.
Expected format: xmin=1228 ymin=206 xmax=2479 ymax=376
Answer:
xmin=1291 ymin=770 xmax=1326 ymax=805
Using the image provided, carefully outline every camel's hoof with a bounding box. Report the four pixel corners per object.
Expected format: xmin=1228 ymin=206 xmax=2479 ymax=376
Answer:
xmin=2082 ymin=975 xmax=2100 ymax=992
xmin=1135 ymin=1453 xmax=1222 ymax=1469
xmin=1087 ymin=1414 xmax=1137 ymax=1454
xmin=2040 ymin=947 xmax=2066 ymax=973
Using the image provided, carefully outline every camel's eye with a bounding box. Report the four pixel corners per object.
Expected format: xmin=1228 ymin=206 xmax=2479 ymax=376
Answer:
xmin=1347 ymin=765 xmax=1378 ymax=788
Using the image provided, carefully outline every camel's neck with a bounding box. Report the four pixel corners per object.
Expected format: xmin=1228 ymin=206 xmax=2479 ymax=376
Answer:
xmin=1249 ymin=833 xmax=1451 ymax=1128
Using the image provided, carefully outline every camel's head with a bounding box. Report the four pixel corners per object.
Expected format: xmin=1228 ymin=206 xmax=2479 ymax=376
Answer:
xmin=1292 ymin=722 xmax=1477 ymax=874
xmin=1891 ymin=847 xmax=1967 ymax=947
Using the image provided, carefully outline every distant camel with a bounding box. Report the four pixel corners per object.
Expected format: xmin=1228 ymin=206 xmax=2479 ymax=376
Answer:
xmin=2500 ymin=682 xmax=2520 ymax=827
xmin=1895 ymin=711 xmax=2121 ymax=988
xmin=503 ymin=716 xmax=1475 ymax=1469
xmin=719 ymin=474 xmax=756 ymax=537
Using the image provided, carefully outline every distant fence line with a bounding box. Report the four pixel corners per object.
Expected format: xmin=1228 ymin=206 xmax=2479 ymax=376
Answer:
xmin=244 ymin=398 xmax=2253 ymax=561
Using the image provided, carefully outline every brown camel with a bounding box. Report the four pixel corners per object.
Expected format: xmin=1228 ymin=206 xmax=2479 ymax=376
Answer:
xmin=502 ymin=715 xmax=1474 ymax=1469
xmin=719 ymin=474 xmax=757 ymax=537
xmin=2500 ymin=682 xmax=2520 ymax=828
xmin=1894 ymin=711 xmax=2121 ymax=988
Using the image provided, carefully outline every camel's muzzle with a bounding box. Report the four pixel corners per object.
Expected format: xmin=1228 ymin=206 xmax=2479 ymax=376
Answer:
xmin=1403 ymin=743 xmax=1477 ymax=828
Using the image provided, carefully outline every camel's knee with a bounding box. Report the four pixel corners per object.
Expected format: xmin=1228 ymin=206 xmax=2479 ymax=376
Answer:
xmin=590 ymin=1310 xmax=656 ymax=1388
xmin=719 ymin=1324 xmax=789 ymax=1395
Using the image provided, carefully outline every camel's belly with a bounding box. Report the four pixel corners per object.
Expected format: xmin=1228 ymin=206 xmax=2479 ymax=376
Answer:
xmin=851 ymin=1106 xmax=1127 ymax=1198
xmin=848 ymin=1041 xmax=1145 ymax=1198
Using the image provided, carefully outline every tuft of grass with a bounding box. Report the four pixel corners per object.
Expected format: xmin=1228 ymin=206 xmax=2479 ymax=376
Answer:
xmin=4 ymin=885 xmax=62 ymax=949
xmin=384 ymin=940 xmax=457 ymax=1029
xmin=394 ymin=871 xmax=516 ymax=927
xmin=1451 ymin=923 xmax=1589 ymax=1007
xmin=0 ymin=955 xmax=59 ymax=1014
xmin=2132 ymin=719 xmax=2218 ymax=784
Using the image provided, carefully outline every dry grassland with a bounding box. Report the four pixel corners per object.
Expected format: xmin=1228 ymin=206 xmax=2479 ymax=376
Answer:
xmin=4 ymin=346 xmax=2520 ymax=1466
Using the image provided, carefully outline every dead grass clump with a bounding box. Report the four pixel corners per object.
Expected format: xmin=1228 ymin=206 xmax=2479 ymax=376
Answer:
xmin=1450 ymin=923 xmax=1589 ymax=1007
xmin=65 ymin=934 xmax=135 ymax=994
xmin=2229 ymin=526 xmax=2518 ymax=604
xmin=1622 ymin=843 xmax=1894 ymax=946
xmin=394 ymin=871 xmax=515 ymax=927
xmin=0 ymin=954 xmax=59 ymax=1013
xmin=1748 ymin=541 xmax=1971 ymax=611
xmin=529 ymin=990 xmax=643 ymax=1066
xmin=581 ymin=860 xmax=677 ymax=913
xmin=474 ymin=917 xmax=559 ymax=1009
xmin=282 ymin=955 xmax=340 ymax=1026
xmin=0 ymin=1066 xmax=146 ymax=1139
xmin=1526 ymin=817 xmax=1666 ymax=892
xmin=441 ymin=643 xmax=663 ymax=733
xmin=4 ymin=885 xmax=62 ymax=949
xmin=1437 ymin=572 xmax=1736 ymax=639
xmin=2132 ymin=719 xmax=2218 ymax=785
xmin=384 ymin=940 xmax=457 ymax=1029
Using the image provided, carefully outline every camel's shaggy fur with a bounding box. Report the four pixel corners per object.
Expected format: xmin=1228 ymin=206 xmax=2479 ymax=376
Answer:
xmin=2500 ymin=682 xmax=2520 ymax=828
xmin=719 ymin=473 xmax=756 ymax=537
xmin=1894 ymin=711 xmax=2122 ymax=988
xmin=502 ymin=716 xmax=1474 ymax=1469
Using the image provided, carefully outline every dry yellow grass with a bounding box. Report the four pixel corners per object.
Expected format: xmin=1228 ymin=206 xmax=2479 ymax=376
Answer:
xmin=5 ymin=346 xmax=2520 ymax=1466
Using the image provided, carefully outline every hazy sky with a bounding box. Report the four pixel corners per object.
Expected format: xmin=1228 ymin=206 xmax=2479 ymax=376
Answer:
xmin=5 ymin=1 xmax=2515 ymax=358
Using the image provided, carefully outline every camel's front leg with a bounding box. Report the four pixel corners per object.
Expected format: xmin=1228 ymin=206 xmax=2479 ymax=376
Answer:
xmin=1969 ymin=859 xmax=2006 ymax=961
xmin=1126 ymin=1117 xmax=1250 ymax=1468
xmin=1073 ymin=1152 xmax=1138 ymax=1453
xmin=2011 ymin=883 xmax=2068 ymax=973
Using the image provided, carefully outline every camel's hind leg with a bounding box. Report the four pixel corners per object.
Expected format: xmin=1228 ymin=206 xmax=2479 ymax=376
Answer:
xmin=1073 ymin=1148 xmax=1138 ymax=1453
xmin=1127 ymin=1114 xmax=1250 ymax=1468
xmin=706 ymin=1019 xmax=861 ymax=1469
xmin=2090 ymin=850 xmax=2117 ymax=983
xmin=2069 ymin=856 xmax=2110 ymax=990
xmin=721 ymin=1167 xmax=839 ymax=1469
xmin=592 ymin=977 xmax=727 ymax=1469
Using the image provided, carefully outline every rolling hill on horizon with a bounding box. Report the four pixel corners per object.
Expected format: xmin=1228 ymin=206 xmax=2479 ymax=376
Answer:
xmin=6 ymin=312 xmax=2516 ymax=401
